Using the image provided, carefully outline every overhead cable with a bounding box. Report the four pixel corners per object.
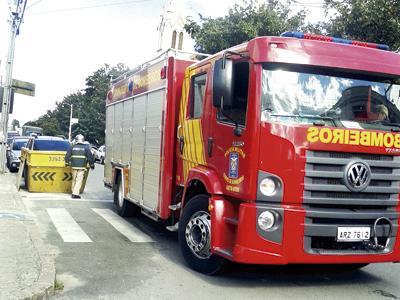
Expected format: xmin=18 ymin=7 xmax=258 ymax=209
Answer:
xmin=30 ymin=0 xmax=154 ymax=15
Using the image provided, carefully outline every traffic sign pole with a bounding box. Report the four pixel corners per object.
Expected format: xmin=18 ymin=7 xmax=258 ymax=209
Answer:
xmin=0 ymin=16 xmax=17 ymax=173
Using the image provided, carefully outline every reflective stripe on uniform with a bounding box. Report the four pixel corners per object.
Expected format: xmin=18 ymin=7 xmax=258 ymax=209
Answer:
xmin=70 ymin=145 xmax=89 ymax=168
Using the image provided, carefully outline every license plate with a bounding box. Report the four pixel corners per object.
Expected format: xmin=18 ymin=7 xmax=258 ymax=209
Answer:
xmin=337 ymin=227 xmax=371 ymax=242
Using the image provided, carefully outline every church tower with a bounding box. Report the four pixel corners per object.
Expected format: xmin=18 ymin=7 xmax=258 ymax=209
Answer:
xmin=157 ymin=0 xmax=194 ymax=53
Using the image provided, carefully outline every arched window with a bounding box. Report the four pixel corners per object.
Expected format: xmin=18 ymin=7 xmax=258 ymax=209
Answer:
xmin=171 ymin=30 xmax=177 ymax=49
xmin=178 ymin=32 xmax=184 ymax=50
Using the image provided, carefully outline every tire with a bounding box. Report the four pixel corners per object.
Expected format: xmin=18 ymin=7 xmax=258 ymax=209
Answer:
xmin=114 ymin=176 xmax=140 ymax=217
xmin=100 ymin=157 xmax=105 ymax=165
xmin=178 ymin=194 xmax=228 ymax=275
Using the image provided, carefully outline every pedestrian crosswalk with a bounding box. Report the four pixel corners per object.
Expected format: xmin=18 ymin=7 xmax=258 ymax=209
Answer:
xmin=46 ymin=208 xmax=154 ymax=243
xmin=47 ymin=208 xmax=93 ymax=243
xmin=93 ymin=208 xmax=153 ymax=243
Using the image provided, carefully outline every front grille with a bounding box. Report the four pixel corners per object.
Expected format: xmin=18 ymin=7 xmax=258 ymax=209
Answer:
xmin=303 ymin=150 xmax=400 ymax=254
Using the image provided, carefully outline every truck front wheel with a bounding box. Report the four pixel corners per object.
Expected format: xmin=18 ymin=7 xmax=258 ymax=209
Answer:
xmin=178 ymin=194 xmax=228 ymax=275
xmin=114 ymin=176 xmax=140 ymax=217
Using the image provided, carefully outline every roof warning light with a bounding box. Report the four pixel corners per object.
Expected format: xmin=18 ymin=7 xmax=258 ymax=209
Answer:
xmin=281 ymin=31 xmax=390 ymax=51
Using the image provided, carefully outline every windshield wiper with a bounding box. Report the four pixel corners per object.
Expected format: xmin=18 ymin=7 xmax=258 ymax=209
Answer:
xmin=378 ymin=121 xmax=400 ymax=131
xmin=269 ymin=113 xmax=335 ymax=126
xmin=365 ymin=120 xmax=400 ymax=131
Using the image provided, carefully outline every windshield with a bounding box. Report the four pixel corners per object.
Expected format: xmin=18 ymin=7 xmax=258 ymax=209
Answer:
xmin=261 ymin=66 xmax=400 ymax=131
xmin=13 ymin=140 xmax=28 ymax=150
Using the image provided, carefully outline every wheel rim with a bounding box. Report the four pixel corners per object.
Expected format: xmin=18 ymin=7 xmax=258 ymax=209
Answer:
xmin=118 ymin=181 xmax=124 ymax=208
xmin=185 ymin=211 xmax=212 ymax=259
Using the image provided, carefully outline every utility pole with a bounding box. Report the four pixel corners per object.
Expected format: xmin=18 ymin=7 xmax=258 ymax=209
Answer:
xmin=0 ymin=1 xmax=26 ymax=173
xmin=68 ymin=104 xmax=73 ymax=142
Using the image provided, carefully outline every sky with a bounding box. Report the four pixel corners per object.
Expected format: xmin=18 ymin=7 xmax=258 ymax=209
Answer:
xmin=0 ymin=0 xmax=325 ymax=126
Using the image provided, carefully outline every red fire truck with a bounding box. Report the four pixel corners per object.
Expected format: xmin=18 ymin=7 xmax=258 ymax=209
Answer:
xmin=104 ymin=32 xmax=400 ymax=274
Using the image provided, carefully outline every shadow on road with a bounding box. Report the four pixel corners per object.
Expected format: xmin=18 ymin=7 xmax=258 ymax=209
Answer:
xmin=219 ymin=263 xmax=380 ymax=286
xmin=121 ymin=212 xmax=384 ymax=289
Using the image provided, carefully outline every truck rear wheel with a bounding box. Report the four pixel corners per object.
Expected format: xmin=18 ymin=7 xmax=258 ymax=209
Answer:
xmin=114 ymin=176 xmax=140 ymax=217
xmin=178 ymin=194 xmax=228 ymax=275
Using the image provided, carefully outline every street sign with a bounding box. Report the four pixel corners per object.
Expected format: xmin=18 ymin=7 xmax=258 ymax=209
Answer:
xmin=12 ymin=79 xmax=35 ymax=97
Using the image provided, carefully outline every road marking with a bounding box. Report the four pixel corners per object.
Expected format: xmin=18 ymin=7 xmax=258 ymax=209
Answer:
xmin=22 ymin=194 xmax=113 ymax=202
xmin=46 ymin=208 xmax=92 ymax=242
xmin=39 ymin=198 xmax=113 ymax=203
xmin=92 ymin=208 xmax=153 ymax=243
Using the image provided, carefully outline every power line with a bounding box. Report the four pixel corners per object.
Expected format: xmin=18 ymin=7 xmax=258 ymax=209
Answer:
xmin=30 ymin=0 xmax=154 ymax=15
xmin=26 ymin=0 xmax=44 ymax=10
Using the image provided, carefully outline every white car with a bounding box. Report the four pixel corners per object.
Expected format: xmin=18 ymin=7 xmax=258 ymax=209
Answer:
xmin=93 ymin=145 xmax=105 ymax=164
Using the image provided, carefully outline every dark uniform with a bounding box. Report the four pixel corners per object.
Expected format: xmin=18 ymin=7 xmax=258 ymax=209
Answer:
xmin=65 ymin=143 xmax=95 ymax=198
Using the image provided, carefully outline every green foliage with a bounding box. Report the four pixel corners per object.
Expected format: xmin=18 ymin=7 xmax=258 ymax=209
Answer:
xmin=25 ymin=63 xmax=128 ymax=145
xmin=11 ymin=119 xmax=20 ymax=130
xmin=323 ymin=0 xmax=400 ymax=50
xmin=184 ymin=0 xmax=307 ymax=53
xmin=184 ymin=0 xmax=400 ymax=52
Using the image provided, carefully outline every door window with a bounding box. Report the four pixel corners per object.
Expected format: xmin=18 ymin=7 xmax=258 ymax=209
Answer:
xmin=189 ymin=73 xmax=207 ymax=119
xmin=217 ymin=61 xmax=249 ymax=126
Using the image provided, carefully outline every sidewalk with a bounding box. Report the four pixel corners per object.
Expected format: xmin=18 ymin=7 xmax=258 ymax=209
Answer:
xmin=0 ymin=173 xmax=56 ymax=299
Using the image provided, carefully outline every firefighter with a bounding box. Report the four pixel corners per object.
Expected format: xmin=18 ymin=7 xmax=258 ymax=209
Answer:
xmin=376 ymin=104 xmax=389 ymax=121
xmin=65 ymin=134 xmax=95 ymax=199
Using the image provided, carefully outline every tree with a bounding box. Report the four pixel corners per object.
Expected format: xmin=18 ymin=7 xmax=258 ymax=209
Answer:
xmin=184 ymin=0 xmax=307 ymax=53
xmin=323 ymin=0 xmax=400 ymax=50
xmin=11 ymin=119 xmax=20 ymax=130
xmin=25 ymin=63 xmax=128 ymax=144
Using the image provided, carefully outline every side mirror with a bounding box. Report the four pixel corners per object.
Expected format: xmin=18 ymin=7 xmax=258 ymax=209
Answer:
xmin=213 ymin=58 xmax=234 ymax=109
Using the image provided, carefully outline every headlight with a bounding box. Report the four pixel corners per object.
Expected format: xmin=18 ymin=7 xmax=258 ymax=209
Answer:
xmin=258 ymin=211 xmax=275 ymax=231
xmin=259 ymin=177 xmax=277 ymax=196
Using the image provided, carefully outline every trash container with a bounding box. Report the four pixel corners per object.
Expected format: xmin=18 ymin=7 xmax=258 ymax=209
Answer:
xmin=21 ymin=148 xmax=88 ymax=193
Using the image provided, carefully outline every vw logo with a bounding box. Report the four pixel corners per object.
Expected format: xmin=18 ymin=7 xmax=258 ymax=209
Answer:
xmin=344 ymin=161 xmax=371 ymax=192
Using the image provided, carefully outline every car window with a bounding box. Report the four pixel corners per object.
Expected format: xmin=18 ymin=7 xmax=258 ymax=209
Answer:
xmin=33 ymin=140 xmax=70 ymax=151
xmin=12 ymin=140 xmax=28 ymax=150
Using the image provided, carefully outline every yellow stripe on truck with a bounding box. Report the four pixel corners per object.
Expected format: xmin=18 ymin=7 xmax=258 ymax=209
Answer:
xmin=178 ymin=68 xmax=207 ymax=180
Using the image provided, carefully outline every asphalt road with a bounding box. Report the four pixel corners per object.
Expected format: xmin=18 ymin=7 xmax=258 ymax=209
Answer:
xmin=20 ymin=165 xmax=400 ymax=300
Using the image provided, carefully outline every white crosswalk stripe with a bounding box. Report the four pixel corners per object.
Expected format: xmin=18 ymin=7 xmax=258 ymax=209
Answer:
xmin=92 ymin=208 xmax=154 ymax=243
xmin=46 ymin=208 xmax=92 ymax=243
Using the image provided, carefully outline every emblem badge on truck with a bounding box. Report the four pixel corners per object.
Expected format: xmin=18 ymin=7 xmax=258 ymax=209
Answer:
xmin=344 ymin=161 xmax=371 ymax=192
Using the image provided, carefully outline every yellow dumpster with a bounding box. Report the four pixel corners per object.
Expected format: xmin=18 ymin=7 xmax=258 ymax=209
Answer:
xmin=20 ymin=148 xmax=88 ymax=193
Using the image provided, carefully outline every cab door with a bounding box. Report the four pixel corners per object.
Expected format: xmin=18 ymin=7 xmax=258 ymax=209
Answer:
xmin=202 ymin=59 xmax=257 ymax=199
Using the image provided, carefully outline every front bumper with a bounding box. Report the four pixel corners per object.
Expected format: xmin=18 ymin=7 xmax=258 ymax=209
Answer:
xmin=210 ymin=197 xmax=400 ymax=265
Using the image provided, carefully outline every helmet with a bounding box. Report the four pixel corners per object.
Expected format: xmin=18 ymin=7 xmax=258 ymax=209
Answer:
xmin=376 ymin=104 xmax=389 ymax=119
xmin=75 ymin=134 xmax=85 ymax=144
